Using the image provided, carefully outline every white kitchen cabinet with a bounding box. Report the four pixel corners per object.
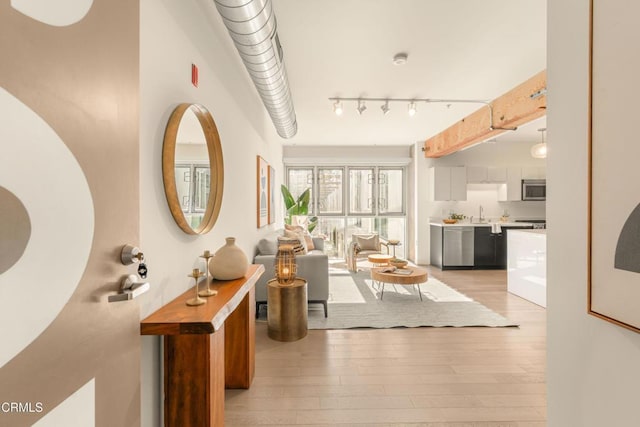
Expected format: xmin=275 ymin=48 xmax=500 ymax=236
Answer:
xmin=521 ymin=166 xmax=546 ymax=179
xmin=497 ymin=167 xmax=522 ymax=201
xmin=466 ymin=166 xmax=506 ymax=183
xmin=429 ymin=166 xmax=467 ymax=201
xmin=466 ymin=166 xmax=487 ymax=183
xmin=487 ymin=167 xmax=507 ymax=182
xmin=450 ymin=167 xmax=467 ymax=200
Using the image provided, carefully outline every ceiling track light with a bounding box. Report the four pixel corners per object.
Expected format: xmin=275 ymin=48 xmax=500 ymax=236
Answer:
xmin=333 ymin=99 xmax=343 ymax=116
xmin=381 ymin=100 xmax=390 ymax=115
xmin=327 ymin=97 xmax=518 ymax=134
xmin=356 ymin=99 xmax=367 ymax=115
xmin=328 ymin=96 xmax=488 ymax=119
xmin=408 ymin=101 xmax=417 ymax=117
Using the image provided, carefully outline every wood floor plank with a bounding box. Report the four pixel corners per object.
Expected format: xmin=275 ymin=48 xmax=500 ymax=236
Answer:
xmin=225 ymin=267 xmax=547 ymax=425
xmin=319 ymin=396 xmax=414 ymax=410
xmin=225 ymin=396 xmax=321 ymax=410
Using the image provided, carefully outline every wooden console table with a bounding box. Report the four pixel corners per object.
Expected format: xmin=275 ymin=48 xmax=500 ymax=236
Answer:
xmin=141 ymin=264 xmax=264 ymax=427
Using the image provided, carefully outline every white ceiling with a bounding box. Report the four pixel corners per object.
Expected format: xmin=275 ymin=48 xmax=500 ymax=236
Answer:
xmin=268 ymin=0 xmax=547 ymax=149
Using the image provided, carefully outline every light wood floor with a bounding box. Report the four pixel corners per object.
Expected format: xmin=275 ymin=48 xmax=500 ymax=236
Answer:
xmin=225 ymin=267 xmax=546 ymax=426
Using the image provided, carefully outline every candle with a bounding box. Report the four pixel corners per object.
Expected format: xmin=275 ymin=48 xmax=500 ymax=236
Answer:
xmin=192 ymin=268 xmax=200 ymax=277
xmin=204 ymin=250 xmax=211 ymax=257
xmin=282 ymin=267 xmax=290 ymax=275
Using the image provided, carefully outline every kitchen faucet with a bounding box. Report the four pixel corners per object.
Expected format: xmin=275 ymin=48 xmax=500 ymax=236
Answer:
xmin=479 ymin=205 xmax=484 ymax=222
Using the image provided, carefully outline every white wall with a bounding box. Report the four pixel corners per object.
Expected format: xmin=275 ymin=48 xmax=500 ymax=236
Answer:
xmin=139 ymin=1 xmax=284 ymax=425
xmin=283 ymin=144 xmax=412 ymax=164
xmin=414 ymin=138 xmax=546 ymax=264
xmin=547 ymin=0 xmax=640 ymax=425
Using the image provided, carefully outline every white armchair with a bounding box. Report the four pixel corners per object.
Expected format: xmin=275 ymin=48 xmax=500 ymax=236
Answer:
xmin=346 ymin=233 xmax=389 ymax=271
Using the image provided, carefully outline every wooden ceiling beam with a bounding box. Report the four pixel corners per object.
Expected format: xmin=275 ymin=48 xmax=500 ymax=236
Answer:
xmin=423 ymin=70 xmax=547 ymax=158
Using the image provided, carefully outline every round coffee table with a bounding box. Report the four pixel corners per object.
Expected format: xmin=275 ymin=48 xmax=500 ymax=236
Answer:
xmin=368 ymin=254 xmax=393 ymax=266
xmin=370 ymin=266 xmax=428 ymax=301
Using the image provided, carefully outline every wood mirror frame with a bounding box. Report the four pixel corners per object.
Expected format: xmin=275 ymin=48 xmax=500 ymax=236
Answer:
xmin=162 ymin=103 xmax=224 ymax=235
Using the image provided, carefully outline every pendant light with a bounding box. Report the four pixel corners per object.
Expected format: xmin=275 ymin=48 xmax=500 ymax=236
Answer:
xmin=531 ymin=128 xmax=547 ymax=159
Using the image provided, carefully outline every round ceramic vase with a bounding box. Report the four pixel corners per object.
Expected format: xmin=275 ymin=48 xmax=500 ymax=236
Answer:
xmin=209 ymin=237 xmax=249 ymax=280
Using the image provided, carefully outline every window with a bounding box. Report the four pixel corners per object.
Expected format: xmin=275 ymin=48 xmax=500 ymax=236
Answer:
xmin=349 ymin=168 xmax=374 ymax=215
xmin=318 ymin=168 xmax=343 ymax=214
xmin=175 ymin=163 xmax=210 ymax=227
xmin=378 ymin=168 xmax=404 ymax=215
xmin=286 ymin=165 xmax=407 ymax=259
xmin=287 ymin=168 xmax=314 ymax=214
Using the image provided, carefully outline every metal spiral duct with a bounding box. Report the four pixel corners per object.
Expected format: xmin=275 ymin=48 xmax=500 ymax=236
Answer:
xmin=214 ymin=0 xmax=297 ymax=138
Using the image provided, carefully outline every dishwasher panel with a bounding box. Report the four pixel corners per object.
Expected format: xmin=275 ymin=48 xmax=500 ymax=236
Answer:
xmin=443 ymin=227 xmax=474 ymax=267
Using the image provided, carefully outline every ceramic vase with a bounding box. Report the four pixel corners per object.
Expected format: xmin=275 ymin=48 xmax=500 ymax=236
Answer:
xmin=209 ymin=237 xmax=249 ymax=280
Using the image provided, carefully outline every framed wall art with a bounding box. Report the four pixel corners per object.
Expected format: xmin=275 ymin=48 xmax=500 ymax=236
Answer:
xmin=257 ymin=156 xmax=268 ymax=228
xmin=588 ymin=0 xmax=640 ymax=333
xmin=268 ymin=165 xmax=276 ymax=224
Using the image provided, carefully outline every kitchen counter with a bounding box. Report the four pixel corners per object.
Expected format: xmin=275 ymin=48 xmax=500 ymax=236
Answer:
xmin=513 ymin=229 xmax=546 ymax=235
xmin=430 ymin=221 xmax=535 ymax=228
xmin=430 ymin=221 xmax=537 ymax=270
xmin=507 ymin=229 xmax=546 ymax=307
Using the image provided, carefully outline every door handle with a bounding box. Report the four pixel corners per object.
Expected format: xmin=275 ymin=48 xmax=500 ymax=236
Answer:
xmin=108 ymin=274 xmax=150 ymax=303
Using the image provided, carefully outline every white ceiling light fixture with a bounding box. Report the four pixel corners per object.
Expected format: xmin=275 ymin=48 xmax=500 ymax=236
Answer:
xmin=356 ymin=99 xmax=367 ymax=115
xmin=333 ymin=99 xmax=343 ymax=116
xmin=408 ymin=101 xmax=417 ymax=117
xmin=531 ymin=127 xmax=547 ymax=158
xmin=392 ymin=52 xmax=408 ymax=66
xmin=381 ymin=100 xmax=390 ymax=115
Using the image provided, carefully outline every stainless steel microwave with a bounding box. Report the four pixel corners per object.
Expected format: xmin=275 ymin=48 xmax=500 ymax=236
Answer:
xmin=522 ymin=179 xmax=546 ymax=201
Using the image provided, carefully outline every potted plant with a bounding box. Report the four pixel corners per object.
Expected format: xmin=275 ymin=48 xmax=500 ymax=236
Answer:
xmin=443 ymin=212 xmax=466 ymax=224
xmin=281 ymin=185 xmax=318 ymax=233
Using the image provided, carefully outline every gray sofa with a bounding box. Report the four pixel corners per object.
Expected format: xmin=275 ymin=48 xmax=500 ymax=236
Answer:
xmin=254 ymin=235 xmax=329 ymax=317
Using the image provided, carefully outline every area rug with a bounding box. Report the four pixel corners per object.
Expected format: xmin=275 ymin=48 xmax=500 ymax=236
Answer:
xmin=305 ymin=269 xmax=518 ymax=329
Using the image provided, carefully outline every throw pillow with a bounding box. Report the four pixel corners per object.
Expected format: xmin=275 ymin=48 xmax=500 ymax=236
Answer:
xmin=305 ymin=235 xmax=315 ymax=251
xmin=354 ymin=234 xmax=379 ymax=251
xmin=283 ymin=228 xmax=308 ymax=254
xmin=285 ymin=224 xmax=314 ymax=251
xmin=257 ymin=237 xmax=278 ymax=256
xmin=284 ymin=224 xmax=303 ymax=232
xmin=278 ymin=235 xmax=306 ymax=255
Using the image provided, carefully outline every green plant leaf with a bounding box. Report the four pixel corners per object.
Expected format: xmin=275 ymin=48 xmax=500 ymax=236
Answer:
xmin=308 ymin=216 xmax=318 ymax=233
xmin=288 ymin=205 xmax=301 ymax=216
xmin=297 ymin=189 xmax=310 ymax=214
xmin=281 ymin=185 xmax=295 ymax=210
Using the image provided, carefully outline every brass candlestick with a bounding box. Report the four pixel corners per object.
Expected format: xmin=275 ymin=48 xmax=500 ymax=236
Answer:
xmin=186 ymin=268 xmax=206 ymax=306
xmin=198 ymin=250 xmax=218 ymax=297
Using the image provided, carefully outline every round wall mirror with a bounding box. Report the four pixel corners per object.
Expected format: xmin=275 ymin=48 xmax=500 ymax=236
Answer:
xmin=162 ymin=103 xmax=224 ymax=235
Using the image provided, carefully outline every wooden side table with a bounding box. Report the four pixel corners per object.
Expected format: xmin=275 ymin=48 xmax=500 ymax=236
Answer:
xmin=140 ymin=264 xmax=264 ymax=427
xmin=368 ymin=253 xmax=393 ymax=266
xmin=387 ymin=239 xmax=402 ymax=257
xmin=267 ymin=278 xmax=308 ymax=341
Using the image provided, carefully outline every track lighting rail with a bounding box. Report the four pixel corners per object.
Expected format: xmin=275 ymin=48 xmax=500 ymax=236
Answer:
xmin=328 ymin=97 xmax=518 ymax=132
